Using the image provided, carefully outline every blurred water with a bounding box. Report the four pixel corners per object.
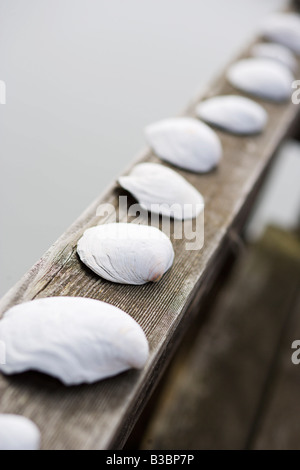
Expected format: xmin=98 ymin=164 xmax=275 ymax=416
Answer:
xmin=0 ymin=0 xmax=287 ymax=295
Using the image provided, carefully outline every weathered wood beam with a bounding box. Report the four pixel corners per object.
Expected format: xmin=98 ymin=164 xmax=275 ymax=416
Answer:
xmin=139 ymin=227 xmax=300 ymax=450
xmin=0 ymin=13 xmax=300 ymax=450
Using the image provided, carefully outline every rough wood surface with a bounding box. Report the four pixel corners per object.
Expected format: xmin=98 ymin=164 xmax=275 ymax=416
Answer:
xmin=0 ymin=32 xmax=300 ymax=449
xmin=250 ymin=231 xmax=300 ymax=450
xmin=251 ymin=294 xmax=300 ymax=450
xmin=140 ymin=227 xmax=300 ymax=450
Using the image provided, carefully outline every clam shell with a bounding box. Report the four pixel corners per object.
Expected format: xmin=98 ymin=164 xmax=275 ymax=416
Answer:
xmin=77 ymin=223 xmax=174 ymax=285
xmin=0 ymin=415 xmax=41 ymax=451
xmin=196 ymin=95 xmax=268 ymax=135
xmin=145 ymin=117 xmax=222 ymax=173
xmin=119 ymin=163 xmax=204 ymax=220
xmin=251 ymin=42 xmax=297 ymax=71
xmin=227 ymin=58 xmax=294 ymax=102
xmin=0 ymin=297 xmax=149 ymax=385
xmin=261 ymin=13 xmax=300 ymax=55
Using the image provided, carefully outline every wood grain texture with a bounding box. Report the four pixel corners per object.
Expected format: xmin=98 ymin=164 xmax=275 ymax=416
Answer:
xmin=140 ymin=227 xmax=300 ymax=450
xmin=251 ymin=294 xmax=300 ymax=450
xmin=249 ymin=231 xmax=300 ymax=450
xmin=0 ymin=32 xmax=300 ymax=449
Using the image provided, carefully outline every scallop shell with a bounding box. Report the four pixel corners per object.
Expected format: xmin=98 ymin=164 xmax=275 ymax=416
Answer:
xmin=145 ymin=117 xmax=222 ymax=173
xmin=118 ymin=163 xmax=204 ymax=220
xmin=0 ymin=297 xmax=149 ymax=385
xmin=227 ymin=58 xmax=294 ymax=102
xmin=0 ymin=415 xmax=41 ymax=451
xmin=251 ymin=42 xmax=297 ymax=71
xmin=196 ymin=95 xmax=268 ymax=135
xmin=77 ymin=223 xmax=174 ymax=285
xmin=261 ymin=13 xmax=300 ymax=55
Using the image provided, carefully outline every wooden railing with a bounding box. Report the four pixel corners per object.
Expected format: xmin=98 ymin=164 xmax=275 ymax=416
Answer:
xmin=0 ymin=5 xmax=300 ymax=450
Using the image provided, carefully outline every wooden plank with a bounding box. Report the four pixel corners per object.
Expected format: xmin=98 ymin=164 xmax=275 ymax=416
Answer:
xmin=250 ymin=294 xmax=300 ymax=450
xmin=1 ymin=26 xmax=300 ymax=450
xmin=139 ymin=227 xmax=300 ymax=450
xmin=248 ymin=233 xmax=300 ymax=450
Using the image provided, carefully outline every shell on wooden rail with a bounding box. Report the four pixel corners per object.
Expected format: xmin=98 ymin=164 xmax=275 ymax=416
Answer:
xmin=0 ymin=297 xmax=149 ymax=386
xmin=251 ymin=42 xmax=297 ymax=71
xmin=145 ymin=117 xmax=222 ymax=173
xmin=261 ymin=13 xmax=300 ymax=55
xmin=78 ymin=223 xmax=174 ymax=285
xmin=196 ymin=95 xmax=268 ymax=135
xmin=118 ymin=163 xmax=204 ymax=220
xmin=0 ymin=414 xmax=41 ymax=451
xmin=227 ymin=58 xmax=294 ymax=102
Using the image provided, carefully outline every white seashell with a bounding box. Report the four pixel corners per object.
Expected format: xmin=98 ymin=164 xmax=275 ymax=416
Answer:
xmin=196 ymin=95 xmax=268 ymax=135
xmin=118 ymin=163 xmax=204 ymax=220
xmin=0 ymin=414 xmax=40 ymax=451
xmin=251 ymin=42 xmax=297 ymax=71
xmin=145 ymin=117 xmax=222 ymax=173
xmin=77 ymin=223 xmax=174 ymax=285
xmin=261 ymin=13 xmax=300 ymax=55
xmin=0 ymin=297 xmax=149 ymax=385
xmin=227 ymin=58 xmax=294 ymax=102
